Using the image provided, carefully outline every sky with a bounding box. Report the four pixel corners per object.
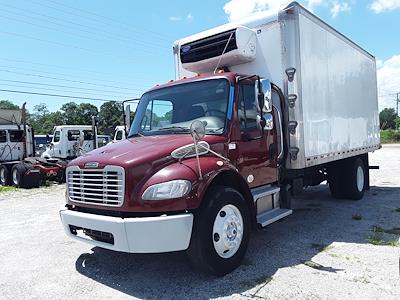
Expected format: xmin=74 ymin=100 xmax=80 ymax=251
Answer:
xmin=0 ymin=0 xmax=399 ymax=113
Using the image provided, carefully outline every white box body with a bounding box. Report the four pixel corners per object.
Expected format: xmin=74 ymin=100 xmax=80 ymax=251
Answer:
xmin=173 ymin=2 xmax=380 ymax=169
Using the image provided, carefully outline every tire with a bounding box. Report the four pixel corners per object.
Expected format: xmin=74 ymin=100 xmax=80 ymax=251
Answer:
xmin=0 ymin=165 xmax=11 ymax=186
xmin=343 ymin=158 xmax=366 ymax=200
xmin=187 ymin=185 xmax=251 ymax=276
xmin=11 ymin=163 xmax=27 ymax=188
xmin=11 ymin=164 xmax=40 ymax=189
xmin=329 ymin=158 xmax=366 ymax=200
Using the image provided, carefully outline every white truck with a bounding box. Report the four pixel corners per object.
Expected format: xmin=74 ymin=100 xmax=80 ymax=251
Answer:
xmin=41 ymin=125 xmax=98 ymax=159
xmin=60 ymin=1 xmax=380 ymax=275
xmin=0 ymin=105 xmax=101 ymax=188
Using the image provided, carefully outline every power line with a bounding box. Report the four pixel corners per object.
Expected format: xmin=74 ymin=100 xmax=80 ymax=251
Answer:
xmin=41 ymin=0 xmax=174 ymax=41
xmin=0 ymin=80 xmax=139 ymax=96
xmin=1 ymin=3 xmax=170 ymax=49
xmin=0 ymin=89 xmax=124 ymax=102
xmin=0 ymin=64 xmax=153 ymax=87
xmin=0 ymin=69 xmax=144 ymax=92
xmin=0 ymin=12 xmax=166 ymax=53
xmin=0 ymin=83 xmax=136 ymax=98
xmin=0 ymin=57 xmax=160 ymax=83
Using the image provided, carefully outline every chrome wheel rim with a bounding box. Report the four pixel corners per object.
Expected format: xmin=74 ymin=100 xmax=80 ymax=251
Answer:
xmin=356 ymin=166 xmax=364 ymax=192
xmin=12 ymin=169 xmax=18 ymax=186
xmin=0 ymin=168 xmax=5 ymax=184
xmin=212 ymin=204 xmax=243 ymax=259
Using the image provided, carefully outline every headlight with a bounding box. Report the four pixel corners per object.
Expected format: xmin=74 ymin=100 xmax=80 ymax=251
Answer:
xmin=142 ymin=180 xmax=191 ymax=200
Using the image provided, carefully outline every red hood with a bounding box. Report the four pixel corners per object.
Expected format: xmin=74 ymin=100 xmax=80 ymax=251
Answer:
xmin=69 ymin=134 xmax=226 ymax=170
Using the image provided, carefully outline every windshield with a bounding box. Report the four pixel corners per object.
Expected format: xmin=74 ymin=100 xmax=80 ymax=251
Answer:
xmin=129 ymin=79 xmax=231 ymax=136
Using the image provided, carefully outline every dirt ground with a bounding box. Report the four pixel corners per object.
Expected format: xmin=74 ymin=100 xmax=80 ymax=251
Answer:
xmin=0 ymin=145 xmax=399 ymax=299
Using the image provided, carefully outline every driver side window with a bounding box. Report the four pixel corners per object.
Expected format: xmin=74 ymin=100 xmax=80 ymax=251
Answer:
xmin=140 ymin=100 xmax=173 ymax=131
xmin=238 ymin=84 xmax=257 ymax=130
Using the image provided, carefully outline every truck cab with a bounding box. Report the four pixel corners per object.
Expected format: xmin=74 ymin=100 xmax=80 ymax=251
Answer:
xmin=42 ymin=125 xmax=97 ymax=159
xmin=60 ymin=72 xmax=286 ymax=275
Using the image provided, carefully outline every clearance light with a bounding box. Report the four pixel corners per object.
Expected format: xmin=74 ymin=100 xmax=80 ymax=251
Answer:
xmin=217 ymin=70 xmax=225 ymax=74
xmin=168 ymin=79 xmax=174 ymax=83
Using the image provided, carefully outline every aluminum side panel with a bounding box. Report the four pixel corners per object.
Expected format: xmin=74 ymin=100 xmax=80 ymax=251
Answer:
xmin=298 ymin=13 xmax=380 ymax=165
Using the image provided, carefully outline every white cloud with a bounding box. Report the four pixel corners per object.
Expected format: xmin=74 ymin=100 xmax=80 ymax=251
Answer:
xmin=223 ymin=1 xmax=348 ymax=21
xmin=330 ymin=1 xmax=351 ymax=18
xmin=223 ymin=0 xmax=291 ymax=22
xmin=169 ymin=16 xmax=182 ymax=21
xmin=307 ymin=0 xmax=324 ymax=11
xmin=369 ymin=0 xmax=400 ymax=13
xmin=169 ymin=13 xmax=193 ymax=22
xmin=377 ymin=55 xmax=400 ymax=110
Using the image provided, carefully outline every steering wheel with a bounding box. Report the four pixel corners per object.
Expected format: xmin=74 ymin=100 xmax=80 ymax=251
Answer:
xmin=204 ymin=109 xmax=225 ymax=117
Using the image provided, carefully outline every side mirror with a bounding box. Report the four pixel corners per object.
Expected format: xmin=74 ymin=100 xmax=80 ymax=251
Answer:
xmin=124 ymin=105 xmax=131 ymax=133
xmin=255 ymin=79 xmax=272 ymax=113
xmin=190 ymin=120 xmax=206 ymax=141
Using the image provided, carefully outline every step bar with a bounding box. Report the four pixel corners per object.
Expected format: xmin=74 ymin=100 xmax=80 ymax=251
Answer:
xmin=256 ymin=208 xmax=293 ymax=227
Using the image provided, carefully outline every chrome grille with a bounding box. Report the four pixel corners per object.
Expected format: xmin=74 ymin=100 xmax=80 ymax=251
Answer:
xmin=67 ymin=166 xmax=125 ymax=207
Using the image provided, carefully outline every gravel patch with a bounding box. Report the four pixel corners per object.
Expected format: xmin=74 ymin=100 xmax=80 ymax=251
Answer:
xmin=0 ymin=145 xmax=399 ymax=299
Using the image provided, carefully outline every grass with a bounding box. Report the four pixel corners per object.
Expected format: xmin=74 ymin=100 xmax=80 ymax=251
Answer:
xmin=0 ymin=186 xmax=16 ymax=193
xmin=368 ymin=225 xmax=400 ymax=246
xmin=352 ymin=214 xmax=363 ymax=220
xmin=380 ymin=129 xmax=400 ymax=143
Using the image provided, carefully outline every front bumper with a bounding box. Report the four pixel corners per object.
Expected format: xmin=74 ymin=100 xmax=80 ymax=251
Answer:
xmin=60 ymin=208 xmax=193 ymax=253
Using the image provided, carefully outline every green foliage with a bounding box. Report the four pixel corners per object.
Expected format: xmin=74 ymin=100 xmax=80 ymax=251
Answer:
xmin=379 ymin=108 xmax=397 ymax=129
xmin=0 ymin=186 xmax=17 ymax=193
xmin=3 ymin=100 xmax=127 ymax=135
xmin=61 ymin=102 xmax=98 ymax=125
xmin=28 ymin=103 xmax=65 ymax=135
xmin=380 ymin=130 xmax=400 ymax=143
xmin=0 ymin=100 xmax=19 ymax=110
xmin=98 ymin=101 xmax=122 ymax=134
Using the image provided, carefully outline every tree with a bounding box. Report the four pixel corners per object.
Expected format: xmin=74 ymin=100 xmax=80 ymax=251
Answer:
xmin=0 ymin=100 xmax=19 ymax=110
xmin=60 ymin=102 xmax=98 ymax=125
xmin=33 ymin=103 xmax=49 ymax=117
xmin=98 ymin=101 xmax=122 ymax=134
xmin=379 ymin=108 xmax=397 ymax=130
xmin=28 ymin=103 xmax=64 ymax=134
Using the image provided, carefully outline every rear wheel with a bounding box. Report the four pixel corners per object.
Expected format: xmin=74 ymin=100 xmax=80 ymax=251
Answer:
xmin=329 ymin=157 xmax=366 ymax=200
xmin=187 ymin=186 xmax=251 ymax=276
xmin=0 ymin=165 xmax=11 ymax=186
xmin=11 ymin=164 xmax=41 ymax=189
xmin=344 ymin=158 xmax=366 ymax=200
xmin=11 ymin=164 xmax=27 ymax=188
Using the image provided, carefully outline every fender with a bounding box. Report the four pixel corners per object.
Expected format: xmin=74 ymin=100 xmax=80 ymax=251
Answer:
xmin=134 ymin=156 xmax=243 ymax=213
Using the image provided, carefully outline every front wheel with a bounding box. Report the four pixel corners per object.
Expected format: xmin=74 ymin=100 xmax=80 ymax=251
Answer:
xmin=187 ymin=186 xmax=251 ymax=276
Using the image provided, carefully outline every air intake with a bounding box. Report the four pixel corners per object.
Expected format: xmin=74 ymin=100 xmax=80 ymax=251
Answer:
xmin=180 ymin=26 xmax=256 ymax=73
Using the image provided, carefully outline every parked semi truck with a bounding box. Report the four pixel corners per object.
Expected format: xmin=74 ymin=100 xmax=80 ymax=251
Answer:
xmin=0 ymin=106 xmax=101 ymax=188
xmin=60 ymin=2 xmax=380 ymax=275
xmin=0 ymin=104 xmax=66 ymax=187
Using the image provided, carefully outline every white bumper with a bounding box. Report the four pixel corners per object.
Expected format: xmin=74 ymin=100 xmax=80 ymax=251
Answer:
xmin=60 ymin=208 xmax=193 ymax=253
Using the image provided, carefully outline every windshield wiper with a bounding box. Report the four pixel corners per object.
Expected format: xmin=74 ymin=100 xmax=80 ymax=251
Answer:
xmin=155 ymin=126 xmax=190 ymax=132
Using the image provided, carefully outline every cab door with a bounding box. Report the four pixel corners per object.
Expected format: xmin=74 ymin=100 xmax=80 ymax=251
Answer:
xmin=232 ymin=82 xmax=277 ymax=188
